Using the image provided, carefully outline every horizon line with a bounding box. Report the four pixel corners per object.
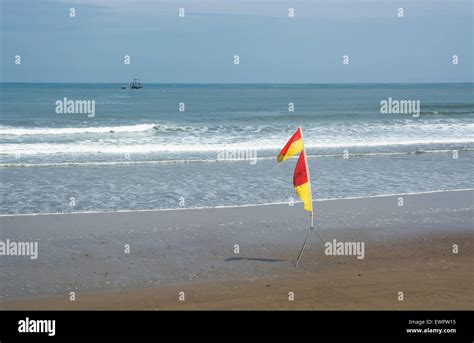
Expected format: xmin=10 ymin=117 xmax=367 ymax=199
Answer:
xmin=1 ymin=82 xmax=473 ymax=85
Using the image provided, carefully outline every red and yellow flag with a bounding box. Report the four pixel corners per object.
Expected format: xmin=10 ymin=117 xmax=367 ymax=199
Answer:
xmin=277 ymin=128 xmax=313 ymax=212
xmin=293 ymin=151 xmax=313 ymax=212
xmin=276 ymin=128 xmax=304 ymax=162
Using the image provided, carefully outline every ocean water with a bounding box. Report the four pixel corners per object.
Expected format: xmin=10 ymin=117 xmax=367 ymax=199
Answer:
xmin=0 ymin=83 xmax=473 ymax=214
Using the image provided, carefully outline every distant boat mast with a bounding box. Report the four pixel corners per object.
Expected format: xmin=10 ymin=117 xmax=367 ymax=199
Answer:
xmin=130 ymin=77 xmax=143 ymax=89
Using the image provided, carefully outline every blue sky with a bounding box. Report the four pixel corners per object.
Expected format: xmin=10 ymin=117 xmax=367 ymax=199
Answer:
xmin=1 ymin=0 xmax=472 ymax=83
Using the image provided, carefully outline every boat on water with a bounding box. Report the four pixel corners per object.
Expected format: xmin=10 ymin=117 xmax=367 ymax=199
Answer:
xmin=130 ymin=77 xmax=143 ymax=89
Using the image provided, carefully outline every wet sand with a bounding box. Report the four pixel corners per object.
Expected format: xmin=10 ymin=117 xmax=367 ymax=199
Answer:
xmin=1 ymin=190 xmax=473 ymax=310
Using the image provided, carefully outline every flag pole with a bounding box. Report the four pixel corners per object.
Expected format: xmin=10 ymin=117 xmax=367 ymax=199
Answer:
xmin=295 ymin=126 xmax=314 ymax=267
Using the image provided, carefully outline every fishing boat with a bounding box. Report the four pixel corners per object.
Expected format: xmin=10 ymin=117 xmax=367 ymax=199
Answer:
xmin=130 ymin=77 xmax=143 ymax=89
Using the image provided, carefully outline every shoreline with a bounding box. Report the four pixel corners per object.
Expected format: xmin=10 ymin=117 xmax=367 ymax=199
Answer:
xmin=1 ymin=188 xmax=472 ymax=217
xmin=1 ymin=189 xmax=473 ymax=310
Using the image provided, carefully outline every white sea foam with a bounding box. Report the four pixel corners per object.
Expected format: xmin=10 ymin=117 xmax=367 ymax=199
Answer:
xmin=0 ymin=137 xmax=473 ymax=156
xmin=0 ymin=124 xmax=156 ymax=136
xmin=1 ymin=149 xmax=472 ymax=168
xmin=1 ymin=119 xmax=473 ymax=156
xmin=1 ymin=119 xmax=473 ymax=137
xmin=0 ymin=188 xmax=472 ymax=217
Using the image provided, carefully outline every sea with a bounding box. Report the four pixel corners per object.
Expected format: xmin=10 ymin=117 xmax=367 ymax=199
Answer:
xmin=0 ymin=83 xmax=473 ymax=214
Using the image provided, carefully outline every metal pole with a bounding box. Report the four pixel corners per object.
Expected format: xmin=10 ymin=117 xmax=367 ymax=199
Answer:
xmin=295 ymin=226 xmax=311 ymax=267
xmin=294 ymin=126 xmax=314 ymax=267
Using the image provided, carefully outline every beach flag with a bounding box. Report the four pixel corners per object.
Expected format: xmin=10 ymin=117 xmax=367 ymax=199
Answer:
xmin=293 ymin=151 xmax=313 ymax=212
xmin=276 ymin=128 xmax=304 ymax=162
xmin=277 ymin=127 xmax=316 ymax=266
xmin=277 ymin=128 xmax=313 ymax=213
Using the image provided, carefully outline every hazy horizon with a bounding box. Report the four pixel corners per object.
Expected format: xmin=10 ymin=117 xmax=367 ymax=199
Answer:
xmin=1 ymin=81 xmax=473 ymax=85
xmin=1 ymin=0 xmax=472 ymax=83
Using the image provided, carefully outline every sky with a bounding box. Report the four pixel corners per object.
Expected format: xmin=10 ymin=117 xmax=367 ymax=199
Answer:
xmin=0 ymin=0 xmax=472 ymax=83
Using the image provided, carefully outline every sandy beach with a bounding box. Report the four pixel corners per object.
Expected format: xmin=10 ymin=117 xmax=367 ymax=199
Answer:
xmin=1 ymin=189 xmax=473 ymax=310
